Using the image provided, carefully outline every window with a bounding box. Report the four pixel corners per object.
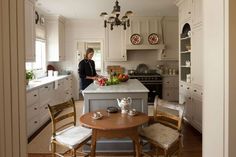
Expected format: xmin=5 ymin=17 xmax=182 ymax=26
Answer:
xmin=26 ymin=39 xmax=46 ymax=78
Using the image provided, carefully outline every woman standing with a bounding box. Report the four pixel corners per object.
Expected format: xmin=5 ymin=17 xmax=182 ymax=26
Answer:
xmin=78 ymin=48 xmax=99 ymax=90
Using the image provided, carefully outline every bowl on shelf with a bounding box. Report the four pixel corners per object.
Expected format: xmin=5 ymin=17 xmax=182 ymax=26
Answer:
xmin=186 ymin=45 xmax=191 ymax=51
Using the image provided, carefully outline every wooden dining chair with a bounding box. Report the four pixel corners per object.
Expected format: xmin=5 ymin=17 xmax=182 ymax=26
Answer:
xmin=48 ymin=98 xmax=92 ymax=157
xmin=140 ymin=96 xmax=185 ymax=157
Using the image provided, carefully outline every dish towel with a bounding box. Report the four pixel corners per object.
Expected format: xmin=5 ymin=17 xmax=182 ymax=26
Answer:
xmin=54 ymin=80 xmax=58 ymax=90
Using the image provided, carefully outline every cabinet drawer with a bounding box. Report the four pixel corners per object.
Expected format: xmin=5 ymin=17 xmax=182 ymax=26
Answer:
xmin=27 ymin=89 xmax=39 ymax=106
xmin=27 ymin=102 xmax=40 ymax=120
xmin=40 ymin=103 xmax=51 ymax=125
xmin=163 ymin=88 xmax=179 ymax=101
xmin=179 ymin=83 xmax=191 ymax=95
xmin=163 ymin=77 xmax=178 ymax=88
xmin=27 ymin=115 xmax=41 ymax=137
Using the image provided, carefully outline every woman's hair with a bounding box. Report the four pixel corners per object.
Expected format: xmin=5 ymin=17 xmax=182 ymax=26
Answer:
xmin=84 ymin=48 xmax=94 ymax=59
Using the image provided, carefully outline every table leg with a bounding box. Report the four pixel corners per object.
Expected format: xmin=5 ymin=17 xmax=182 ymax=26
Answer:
xmin=131 ymin=131 xmax=141 ymax=157
xmin=90 ymin=129 xmax=97 ymax=157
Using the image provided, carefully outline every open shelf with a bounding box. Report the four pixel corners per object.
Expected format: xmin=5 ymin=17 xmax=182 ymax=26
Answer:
xmin=180 ymin=23 xmax=191 ymax=82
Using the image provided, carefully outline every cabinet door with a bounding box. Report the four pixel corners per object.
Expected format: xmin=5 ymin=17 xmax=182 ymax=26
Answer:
xmin=163 ymin=88 xmax=179 ymax=101
xmin=184 ymin=94 xmax=193 ymax=122
xmin=191 ymin=26 xmax=203 ymax=86
xmin=178 ymin=0 xmax=192 ymax=24
xmin=25 ymin=0 xmax=35 ymax=62
xmin=105 ymin=27 xmax=126 ymax=61
xmin=59 ymin=20 xmax=65 ymax=60
xmin=192 ymin=93 xmax=202 ymax=132
xmin=162 ymin=17 xmax=179 ymax=60
xmin=192 ymin=0 xmax=203 ymax=26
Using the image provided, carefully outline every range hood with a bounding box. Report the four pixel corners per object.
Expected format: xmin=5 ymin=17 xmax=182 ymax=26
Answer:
xmin=126 ymin=44 xmax=165 ymax=50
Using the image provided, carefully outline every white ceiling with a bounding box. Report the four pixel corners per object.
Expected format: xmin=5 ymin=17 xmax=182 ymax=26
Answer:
xmin=36 ymin=0 xmax=178 ymax=20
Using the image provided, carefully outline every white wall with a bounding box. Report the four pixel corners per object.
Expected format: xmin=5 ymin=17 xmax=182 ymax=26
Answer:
xmin=53 ymin=19 xmax=104 ymax=100
xmin=203 ymin=0 xmax=227 ymax=156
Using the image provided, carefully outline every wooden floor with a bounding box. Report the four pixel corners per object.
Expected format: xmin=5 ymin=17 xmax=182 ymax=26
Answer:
xmin=28 ymin=121 xmax=202 ymax=157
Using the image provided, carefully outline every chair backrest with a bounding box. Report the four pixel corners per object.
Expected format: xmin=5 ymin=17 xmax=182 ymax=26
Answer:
xmin=48 ymin=98 xmax=76 ymax=137
xmin=153 ymin=96 xmax=185 ymax=131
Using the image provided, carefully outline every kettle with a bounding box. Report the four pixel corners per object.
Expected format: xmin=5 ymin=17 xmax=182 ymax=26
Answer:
xmin=117 ymin=97 xmax=132 ymax=113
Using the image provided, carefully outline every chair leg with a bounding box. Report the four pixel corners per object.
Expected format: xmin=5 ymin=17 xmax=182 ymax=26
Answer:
xmin=73 ymin=148 xmax=76 ymax=157
xmin=52 ymin=143 xmax=56 ymax=157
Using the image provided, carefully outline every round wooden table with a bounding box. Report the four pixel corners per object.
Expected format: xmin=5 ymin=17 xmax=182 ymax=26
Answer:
xmin=80 ymin=110 xmax=149 ymax=157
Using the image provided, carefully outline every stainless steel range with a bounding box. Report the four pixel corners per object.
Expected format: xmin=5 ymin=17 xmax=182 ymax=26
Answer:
xmin=128 ymin=70 xmax=162 ymax=105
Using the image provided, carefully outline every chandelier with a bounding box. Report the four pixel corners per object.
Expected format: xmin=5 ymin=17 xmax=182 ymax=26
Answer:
xmin=100 ymin=0 xmax=133 ymax=30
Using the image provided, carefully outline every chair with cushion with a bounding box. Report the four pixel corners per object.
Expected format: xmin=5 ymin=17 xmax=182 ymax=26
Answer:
xmin=48 ymin=98 xmax=92 ymax=157
xmin=140 ymin=96 xmax=185 ymax=157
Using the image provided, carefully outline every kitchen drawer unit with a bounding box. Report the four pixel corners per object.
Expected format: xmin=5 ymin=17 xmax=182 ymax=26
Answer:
xmin=27 ymin=89 xmax=39 ymax=106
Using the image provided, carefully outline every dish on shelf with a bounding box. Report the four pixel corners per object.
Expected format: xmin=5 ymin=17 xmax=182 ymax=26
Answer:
xmin=148 ymin=33 xmax=159 ymax=45
xmin=92 ymin=112 xmax=103 ymax=120
xmin=130 ymin=34 xmax=142 ymax=45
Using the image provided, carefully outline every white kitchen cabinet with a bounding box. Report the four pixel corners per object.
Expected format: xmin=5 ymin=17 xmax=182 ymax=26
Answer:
xmin=25 ymin=0 xmax=35 ymax=62
xmin=176 ymin=0 xmax=192 ymax=24
xmin=191 ymin=26 xmax=203 ymax=86
xmin=191 ymin=87 xmax=202 ymax=132
xmin=26 ymin=76 xmax=72 ymax=138
xmin=104 ymin=27 xmax=126 ymax=61
xmin=192 ymin=0 xmax=202 ymax=27
xmin=161 ymin=17 xmax=179 ymax=60
xmin=162 ymin=76 xmax=179 ymax=101
xmin=46 ymin=16 xmax=65 ymax=61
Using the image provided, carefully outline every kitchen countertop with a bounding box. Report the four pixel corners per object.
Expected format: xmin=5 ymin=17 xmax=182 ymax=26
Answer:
xmin=161 ymin=74 xmax=179 ymax=77
xmin=26 ymin=75 xmax=69 ymax=91
xmin=82 ymin=79 xmax=149 ymax=94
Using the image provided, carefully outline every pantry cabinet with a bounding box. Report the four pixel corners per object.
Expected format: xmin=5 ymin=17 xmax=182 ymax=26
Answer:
xmin=25 ymin=0 xmax=35 ymax=62
xmin=191 ymin=26 xmax=203 ymax=86
xmin=46 ymin=16 xmax=65 ymax=61
xmin=192 ymin=0 xmax=202 ymax=27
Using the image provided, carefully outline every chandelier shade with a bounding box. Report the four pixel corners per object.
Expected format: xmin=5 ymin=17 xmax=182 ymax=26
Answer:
xmin=100 ymin=0 xmax=133 ymax=30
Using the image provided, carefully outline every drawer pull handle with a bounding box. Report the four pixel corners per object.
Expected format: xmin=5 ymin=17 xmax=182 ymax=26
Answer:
xmin=34 ymin=107 xmax=37 ymax=110
xmin=166 ymin=81 xmax=169 ymax=84
xmin=187 ymin=87 xmax=190 ymax=89
xmin=194 ymin=90 xmax=197 ymax=92
xmin=45 ymin=106 xmax=48 ymax=109
xmin=45 ymin=86 xmax=48 ymax=88
xmin=34 ymin=94 xmax=37 ymax=97
xmin=34 ymin=121 xmax=38 ymax=124
xmin=188 ymin=97 xmax=191 ymax=100
xmin=181 ymin=85 xmax=183 ymax=87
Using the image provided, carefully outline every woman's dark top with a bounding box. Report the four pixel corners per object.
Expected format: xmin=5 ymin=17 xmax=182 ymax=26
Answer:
xmin=78 ymin=59 xmax=97 ymax=90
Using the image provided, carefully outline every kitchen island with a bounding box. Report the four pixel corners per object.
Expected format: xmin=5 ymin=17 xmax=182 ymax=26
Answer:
xmin=82 ymin=79 xmax=149 ymax=114
xmin=82 ymin=79 xmax=149 ymax=153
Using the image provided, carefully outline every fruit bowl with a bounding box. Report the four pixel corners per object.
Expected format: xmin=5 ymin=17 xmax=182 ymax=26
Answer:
xmin=118 ymin=74 xmax=129 ymax=82
xmin=120 ymin=77 xmax=129 ymax=82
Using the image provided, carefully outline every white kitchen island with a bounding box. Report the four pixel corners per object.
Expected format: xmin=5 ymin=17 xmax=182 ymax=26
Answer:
xmin=82 ymin=79 xmax=149 ymax=152
xmin=82 ymin=79 xmax=149 ymax=114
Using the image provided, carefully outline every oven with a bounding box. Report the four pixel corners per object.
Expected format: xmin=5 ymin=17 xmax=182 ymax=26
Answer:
xmin=129 ymin=75 xmax=162 ymax=105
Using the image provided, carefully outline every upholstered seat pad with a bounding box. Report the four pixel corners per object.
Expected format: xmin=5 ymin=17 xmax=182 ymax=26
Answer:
xmin=140 ymin=123 xmax=180 ymax=149
xmin=54 ymin=126 xmax=92 ymax=149
xmin=158 ymin=99 xmax=184 ymax=117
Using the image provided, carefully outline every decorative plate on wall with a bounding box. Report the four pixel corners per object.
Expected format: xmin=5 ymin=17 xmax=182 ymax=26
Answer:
xmin=130 ymin=34 xmax=142 ymax=45
xmin=148 ymin=33 xmax=159 ymax=45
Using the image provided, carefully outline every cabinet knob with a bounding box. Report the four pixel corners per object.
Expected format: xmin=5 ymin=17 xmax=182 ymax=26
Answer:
xmin=34 ymin=121 xmax=38 ymax=124
xmin=188 ymin=11 xmax=191 ymax=14
xmin=180 ymin=85 xmax=183 ymax=87
xmin=123 ymin=55 xmax=125 ymax=58
xmin=45 ymin=106 xmax=48 ymax=109
xmin=187 ymin=87 xmax=190 ymax=90
xmin=194 ymin=90 xmax=197 ymax=92
xmin=166 ymin=81 xmax=170 ymax=84
xmin=45 ymin=86 xmax=48 ymax=88
xmin=34 ymin=107 xmax=37 ymax=110
xmin=188 ymin=97 xmax=191 ymax=100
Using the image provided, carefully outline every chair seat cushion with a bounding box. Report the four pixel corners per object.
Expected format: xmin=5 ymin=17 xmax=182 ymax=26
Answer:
xmin=158 ymin=99 xmax=184 ymax=117
xmin=54 ymin=126 xmax=92 ymax=149
xmin=140 ymin=123 xmax=180 ymax=149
